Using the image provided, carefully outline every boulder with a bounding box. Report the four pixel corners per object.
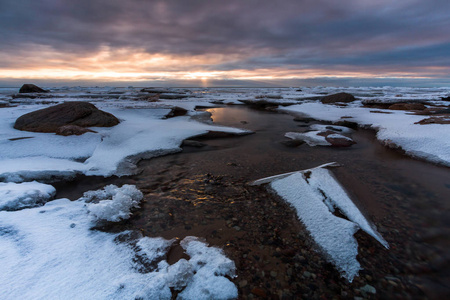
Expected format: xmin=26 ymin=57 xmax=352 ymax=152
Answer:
xmin=55 ymin=125 xmax=97 ymax=136
xmin=415 ymin=116 xmax=450 ymax=125
xmin=19 ymin=84 xmax=48 ymax=93
xmin=388 ymin=103 xmax=426 ymax=111
xmin=321 ymin=92 xmax=355 ymax=104
xmin=325 ymin=134 xmax=357 ymax=147
xmin=14 ymin=101 xmax=119 ymax=133
xmin=165 ymin=106 xmax=188 ymax=118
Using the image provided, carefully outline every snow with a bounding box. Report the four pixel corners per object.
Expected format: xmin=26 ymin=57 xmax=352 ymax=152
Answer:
xmin=0 ymin=85 xmax=447 ymax=295
xmin=0 ymin=186 xmax=237 ymax=299
xmin=280 ymin=102 xmax=450 ymax=166
xmin=81 ymin=184 xmax=144 ymax=222
xmin=0 ymin=157 xmax=86 ymax=182
xmin=327 ymin=133 xmax=353 ymax=141
xmin=177 ymin=237 xmax=238 ymax=300
xmin=0 ymin=105 xmax=250 ymax=181
xmin=0 ymin=181 xmax=56 ymax=211
xmin=285 ymin=131 xmax=331 ymax=146
xmin=309 ymin=124 xmax=354 ymax=133
xmin=252 ymin=164 xmax=387 ymax=282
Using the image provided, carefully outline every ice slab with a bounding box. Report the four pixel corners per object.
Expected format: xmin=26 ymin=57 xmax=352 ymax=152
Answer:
xmin=0 ymin=181 xmax=56 ymax=211
xmin=252 ymin=164 xmax=388 ymax=281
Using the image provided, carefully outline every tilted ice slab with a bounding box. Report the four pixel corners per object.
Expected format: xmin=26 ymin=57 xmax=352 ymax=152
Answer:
xmin=0 ymin=181 xmax=56 ymax=211
xmin=0 ymin=184 xmax=237 ymax=299
xmin=279 ymin=102 xmax=450 ymax=166
xmin=251 ymin=163 xmax=388 ymax=282
xmin=0 ymin=105 xmax=250 ymax=181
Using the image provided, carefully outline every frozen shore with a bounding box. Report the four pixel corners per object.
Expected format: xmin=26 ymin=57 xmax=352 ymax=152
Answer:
xmin=0 ymin=85 xmax=449 ymax=299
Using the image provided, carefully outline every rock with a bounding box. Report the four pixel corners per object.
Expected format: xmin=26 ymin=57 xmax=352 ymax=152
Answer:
xmin=137 ymin=93 xmax=160 ymax=102
xmin=293 ymin=116 xmax=315 ymax=123
xmin=239 ymin=280 xmax=248 ymax=288
xmin=388 ymin=103 xmax=426 ymax=111
xmin=14 ymin=101 xmax=119 ymax=133
xmin=333 ymin=120 xmax=358 ymax=130
xmin=19 ymin=84 xmax=48 ymax=93
xmin=182 ymin=140 xmax=207 ymax=147
xmin=360 ymin=284 xmax=376 ymax=294
xmin=440 ymin=96 xmax=450 ymax=101
xmin=321 ymin=92 xmax=356 ymax=104
xmin=239 ymin=99 xmax=279 ymax=110
xmin=55 ymin=125 xmax=97 ymax=136
xmin=325 ymin=134 xmax=356 ymax=147
xmin=159 ymin=94 xmax=189 ymax=99
xmin=280 ymin=139 xmax=305 ymax=147
xmin=415 ymin=116 xmax=450 ymax=125
xmin=165 ymin=106 xmax=188 ymax=118
xmin=251 ymin=287 xmax=267 ymax=297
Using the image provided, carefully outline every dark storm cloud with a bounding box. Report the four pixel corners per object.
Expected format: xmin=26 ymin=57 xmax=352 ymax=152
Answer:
xmin=1 ymin=0 xmax=449 ymax=74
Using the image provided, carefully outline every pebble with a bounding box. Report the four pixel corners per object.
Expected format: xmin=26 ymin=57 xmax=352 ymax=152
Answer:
xmin=270 ymin=271 xmax=278 ymax=278
xmin=251 ymin=287 xmax=267 ymax=297
xmin=303 ymin=271 xmax=311 ymax=278
xmin=388 ymin=280 xmax=398 ymax=287
xmin=360 ymin=284 xmax=376 ymax=294
xmin=239 ymin=280 xmax=248 ymax=288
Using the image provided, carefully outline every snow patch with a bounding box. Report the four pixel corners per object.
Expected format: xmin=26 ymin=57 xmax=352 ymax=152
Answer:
xmin=81 ymin=184 xmax=144 ymax=222
xmin=280 ymin=102 xmax=450 ymax=166
xmin=285 ymin=131 xmax=331 ymax=146
xmin=178 ymin=236 xmax=238 ymax=300
xmin=0 ymin=181 xmax=56 ymax=211
xmin=0 ymin=186 xmax=237 ymax=299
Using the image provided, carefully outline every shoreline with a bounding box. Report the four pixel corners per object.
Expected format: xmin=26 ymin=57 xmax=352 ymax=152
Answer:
xmin=51 ymin=106 xmax=449 ymax=298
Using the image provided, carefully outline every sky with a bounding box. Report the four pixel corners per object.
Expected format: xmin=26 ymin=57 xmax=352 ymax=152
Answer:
xmin=1 ymin=0 xmax=449 ymax=87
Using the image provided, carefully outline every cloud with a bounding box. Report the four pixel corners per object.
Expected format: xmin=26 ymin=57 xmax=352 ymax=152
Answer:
xmin=1 ymin=0 xmax=449 ymax=83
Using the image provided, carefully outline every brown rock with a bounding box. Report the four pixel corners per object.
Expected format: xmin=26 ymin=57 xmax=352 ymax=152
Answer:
xmin=415 ymin=116 xmax=450 ymax=125
xmin=55 ymin=125 xmax=97 ymax=136
xmin=14 ymin=101 xmax=119 ymax=133
xmin=165 ymin=106 xmax=188 ymax=118
xmin=389 ymin=103 xmax=426 ymax=111
xmin=321 ymin=92 xmax=356 ymax=104
xmin=19 ymin=84 xmax=48 ymax=93
xmin=333 ymin=120 xmax=358 ymax=129
xmin=325 ymin=135 xmax=356 ymax=147
xmin=251 ymin=287 xmax=267 ymax=297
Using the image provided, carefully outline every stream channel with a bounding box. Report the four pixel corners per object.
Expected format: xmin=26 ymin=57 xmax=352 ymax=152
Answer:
xmin=54 ymin=105 xmax=450 ymax=299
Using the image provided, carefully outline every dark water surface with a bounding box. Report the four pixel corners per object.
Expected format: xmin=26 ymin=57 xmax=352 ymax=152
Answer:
xmin=55 ymin=106 xmax=450 ymax=299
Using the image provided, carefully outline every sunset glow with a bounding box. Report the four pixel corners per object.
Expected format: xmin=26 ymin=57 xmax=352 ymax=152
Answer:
xmin=1 ymin=0 xmax=449 ymax=86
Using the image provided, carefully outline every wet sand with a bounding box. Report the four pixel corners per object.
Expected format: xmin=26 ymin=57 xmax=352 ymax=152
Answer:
xmin=54 ymin=106 xmax=449 ymax=299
